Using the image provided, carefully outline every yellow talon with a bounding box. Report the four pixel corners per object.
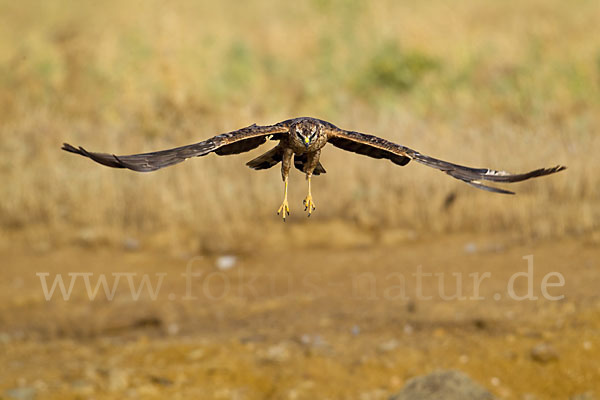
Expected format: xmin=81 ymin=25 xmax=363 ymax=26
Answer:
xmin=303 ymin=195 xmax=316 ymax=216
xmin=277 ymin=199 xmax=290 ymax=221
xmin=277 ymin=178 xmax=290 ymax=221
xmin=303 ymin=175 xmax=316 ymax=217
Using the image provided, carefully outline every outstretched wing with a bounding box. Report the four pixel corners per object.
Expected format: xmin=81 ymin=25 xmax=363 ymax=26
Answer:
xmin=62 ymin=123 xmax=289 ymax=172
xmin=326 ymin=127 xmax=566 ymax=194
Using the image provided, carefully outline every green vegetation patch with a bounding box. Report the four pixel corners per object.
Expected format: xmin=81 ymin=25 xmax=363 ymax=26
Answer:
xmin=357 ymin=41 xmax=441 ymax=94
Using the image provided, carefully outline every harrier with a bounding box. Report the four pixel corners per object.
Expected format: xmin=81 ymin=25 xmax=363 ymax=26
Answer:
xmin=62 ymin=117 xmax=566 ymax=220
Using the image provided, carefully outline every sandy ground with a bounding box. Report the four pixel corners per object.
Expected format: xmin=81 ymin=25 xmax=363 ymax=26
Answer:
xmin=1 ymin=233 xmax=599 ymax=399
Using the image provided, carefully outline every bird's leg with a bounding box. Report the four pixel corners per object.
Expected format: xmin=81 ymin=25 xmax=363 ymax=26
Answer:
xmin=277 ymin=148 xmax=293 ymax=221
xmin=302 ymin=150 xmax=320 ymax=217
xmin=277 ymin=177 xmax=290 ymax=221
xmin=303 ymin=174 xmax=316 ymax=216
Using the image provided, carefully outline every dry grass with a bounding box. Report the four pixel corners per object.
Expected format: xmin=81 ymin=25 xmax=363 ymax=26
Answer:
xmin=1 ymin=0 xmax=599 ymax=251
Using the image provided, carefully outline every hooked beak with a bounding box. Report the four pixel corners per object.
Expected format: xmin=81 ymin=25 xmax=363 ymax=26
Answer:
xmin=304 ymin=137 xmax=310 ymax=148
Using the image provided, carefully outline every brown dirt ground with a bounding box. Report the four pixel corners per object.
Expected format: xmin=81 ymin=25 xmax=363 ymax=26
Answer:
xmin=1 ymin=233 xmax=599 ymax=399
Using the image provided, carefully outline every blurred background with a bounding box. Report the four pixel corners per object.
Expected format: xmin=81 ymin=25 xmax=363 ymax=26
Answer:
xmin=1 ymin=0 xmax=599 ymax=399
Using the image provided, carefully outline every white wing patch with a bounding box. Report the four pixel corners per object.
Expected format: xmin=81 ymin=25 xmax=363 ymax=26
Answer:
xmin=485 ymin=169 xmax=511 ymax=176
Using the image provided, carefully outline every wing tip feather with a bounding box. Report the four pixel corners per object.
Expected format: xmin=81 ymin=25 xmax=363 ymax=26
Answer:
xmin=61 ymin=143 xmax=83 ymax=155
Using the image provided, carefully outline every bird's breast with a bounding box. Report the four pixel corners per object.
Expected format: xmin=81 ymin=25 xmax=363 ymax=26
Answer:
xmin=286 ymin=133 xmax=328 ymax=153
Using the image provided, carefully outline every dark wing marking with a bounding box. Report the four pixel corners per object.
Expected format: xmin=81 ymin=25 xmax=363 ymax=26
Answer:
xmin=327 ymin=130 xmax=411 ymax=166
xmin=326 ymin=128 xmax=566 ymax=194
xmin=62 ymin=123 xmax=289 ymax=172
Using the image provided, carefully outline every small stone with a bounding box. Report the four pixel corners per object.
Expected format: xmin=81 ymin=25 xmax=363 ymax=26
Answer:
xmin=166 ymin=323 xmax=179 ymax=336
xmin=4 ymin=387 xmax=36 ymax=400
xmin=300 ymin=334 xmax=311 ymax=345
xmin=262 ymin=343 xmax=290 ymax=363
xmin=123 ymin=237 xmax=140 ymax=251
xmin=77 ymin=228 xmax=98 ymax=246
xmin=216 ymin=255 xmax=237 ymax=270
xmin=390 ymin=370 xmax=496 ymax=400
xmin=464 ymin=242 xmax=477 ymax=254
xmin=299 ymin=334 xmax=327 ymax=348
xmin=530 ymin=343 xmax=559 ymax=363
xmin=377 ymin=339 xmax=399 ymax=353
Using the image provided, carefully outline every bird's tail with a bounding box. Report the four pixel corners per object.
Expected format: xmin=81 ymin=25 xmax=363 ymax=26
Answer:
xmin=293 ymin=153 xmax=326 ymax=175
xmin=246 ymin=147 xmax=326 ymax=175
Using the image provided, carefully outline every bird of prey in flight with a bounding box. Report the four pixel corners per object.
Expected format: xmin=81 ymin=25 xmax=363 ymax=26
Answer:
xmin=62 ymin=117 xmax=566 ymax=221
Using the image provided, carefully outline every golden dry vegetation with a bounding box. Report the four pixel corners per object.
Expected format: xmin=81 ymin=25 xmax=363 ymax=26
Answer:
xmin=1 ymin=0 xmax=599 ymax=251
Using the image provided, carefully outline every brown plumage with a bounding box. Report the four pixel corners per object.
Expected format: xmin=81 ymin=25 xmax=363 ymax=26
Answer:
xmin=62 ymin=116 xmax=566 ymax=219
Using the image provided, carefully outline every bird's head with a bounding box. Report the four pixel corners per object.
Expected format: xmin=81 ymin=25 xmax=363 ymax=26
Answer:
xmin=292 ymin=121 xmax=320 ymax=149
